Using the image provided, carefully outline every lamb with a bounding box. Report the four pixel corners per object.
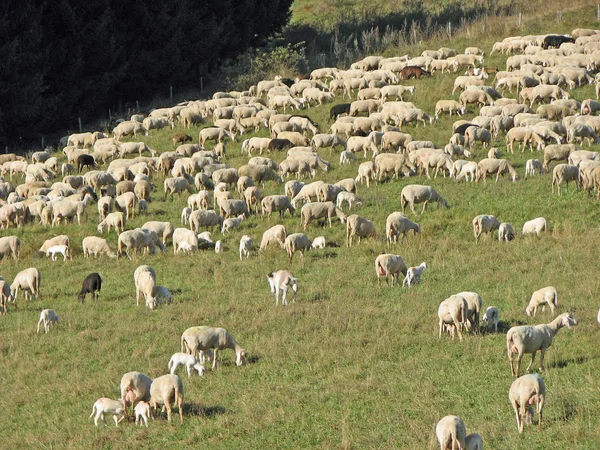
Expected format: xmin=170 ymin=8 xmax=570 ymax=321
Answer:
xmin=168 ymin=352 xmax=205 ymax=377
xmin=498 ymin=223 xmax=516 ymax=242
xmin=0 ymin=236 xmax=20 ymax=260
xmin=134 ymin=265 xmax=157 ymax=309
xmin=526 ymin=286 xmax=558 ymax=317
xmin=120 ymin=371 xmax=153 ymax=419
xmin=153 ymin=285 xmax=173 ymax=305
xmin=438 ymin=295 xmax=468 ymax=341
xmin=260 ymin=225 xmax=287 ymax=250
xmin=482 ymin=306 xmax=499 ymax=332
xmin=522 ymin=217 xmax=548 ymax=236
xmin=149 ymin=374 xmax=184 ymax=424
xmin=346 ymin=214 xmax=377 ymax=247
xmin=509 ymin=374 xmax=546 ymax=433
xmin=374 ymin=254 xmax=407 ymax=286
xmin=97 ymin=211 xmax=126 ymax=234
xmin=284 ymin=233 xmax=312 ymax=262
xmin=45 ymin=244 xmax=71 ymax=261
xmin=400 ymin=185 xmax=448 ymax=215
xmin=340 ymin=150 xmax=357 ymax=166
xmin=525 ymin=159 xmax=545 ymax=179
xmin=239 ymin=235 xmax=253 ymax=260
xmin=180 ymin=326 xmax=247 ymax=370
xmin=402 ymin=262 xmax=427 ymax=287
xmin=336 ymin=191 xmax=362 ymax=211
xmin=82 ymin=236 xmax=116 ymax=259
xmin=267 ymin=270 xmax=299 ymax=306
xmin=89 ymin=398 xmax=125 ymax=427
xmin=214 ymin=240 xmax=224 ymax=253
xmin=472 ymin=214 xmax=500 ymax=241
xmin=10 ymin=268 xmax=41 ymax=303
xmin=385 ymin=212 xmax=420 ymax=246
xmin=173 ymin=228 xmax=199 ymax=254
xmin=436 ymin=415 xmax=466 ymax=450
xmin=36 ymin=309 xmax=59 ymax=333
xmin=552 ymin=164 xmax=579 ymax=195
xmin=507 ymin=312 xmax=578 ymax=376
xmin=134 ymin=401 xmax=154 ymax=428
xmin=78 ymin=273 xmax=102 ymax=302
xmin=312 ymin=236 xmax=326 ymax=249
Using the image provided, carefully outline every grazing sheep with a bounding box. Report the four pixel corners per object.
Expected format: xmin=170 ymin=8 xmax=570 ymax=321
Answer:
xmin=464 ymin=434 xmax=483 ymax=450
xmin=141 ymin=221 xmax=174 ymax=245
xmin=239 ymin=235 xmax=253 ymax=260
xmin=261 ymin=195 xmax=295 ymax=219
xmin=525 ymin=159 xmax=545 ymax=179
xmin=472 ymin=214 xmax=500 ymax=241
xmin=336 ymin=192 xmax=362 ymax=211
xmin=400 ymin=185 xmax=448 ymax=215
xmin=82 ymin=236 xmax=116 ymax=259
xmin=78 ymin=273 xmax=102 ymax=302
xmin=346 ymin=214 xmax=377 ymax=247
xmin=89 ymin=398 xmax=125 ymax=427
xmin=0 ymin=280 xmax=11 ymax=315
xmin=552 ymin=164 xmax=579 ymax=195
xmin=36 ymin=309 xmax=59 ymax=333
xmin=267 ymin=270 xmax=299 ymax=306
xmin=402 ymin=262 xmax=427 ymax=287
xmin=134 ymin=265 xmax=157 ymax=309
xmin=436 ymin=415 xmax=466 ymax=450
xmin=340 ymin=150 xmax=357 ymax=165
xmin=385 ymin=212 xmax=420 ymax=246
xmin=438 ymin=295 xmax=468 ymax=341
xmin=509 ymin=374 xmax=546 ymax=433
xmin=300 ymin=201 xmax=346 ymax=230
xmin=482 ymin=306 xmax=499 ymax=332
xmin=260 ymin=225 xmax=287 ymax=250
xmin=10 ymin=268 xmax=41 ymax=303
xmin=522 ymin=217 xmax=548 ymax=236
xmin=45 ymin=244 xmax=71 ymax=261
xmin=97 ymin=211 xmax=126 ymax=234
xmin=526 ymin=286 xmax=558 ymax=317
xmin=120 ymin=372 xmax=152 ymax=419
xmin=458 ymin=291 xmax=483 ymax=333
xmin=181 ymin=326 xmax=247 ymax=370
xmin=153 ymin=285 xmax=173 ymax=305
xmin=312 ymin=236 xmax=326 ymax=249
xmin=134 ymin=401 xmax=154 ymax=427
xmin=498 ymin=223 xmax=516 ymax=242
xmin=284 ymin=233 xmax=312 ymax=262
xmin=168 ymin=352 xmax=205 ymax=377
xmin=149 ymin=374 xmax=184 ymax=424
xmin=476 ymin=158 xmax=518 ymax=183
xmin=507 ymin=312 xmax=579 ymax=377
xmin=374 ymin=254 xmax=407 ymax=286
xmin=214 ymin=240 xmax=224 ymax=253
xmin=0 ymin=236 xmax=20 ymax=260
xmin=221 ymin=214 xmax=245 ymax=234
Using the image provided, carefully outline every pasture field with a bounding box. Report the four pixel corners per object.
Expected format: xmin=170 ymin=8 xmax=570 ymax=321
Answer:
xmin=2 ymin=5 xmax=600 ymax=449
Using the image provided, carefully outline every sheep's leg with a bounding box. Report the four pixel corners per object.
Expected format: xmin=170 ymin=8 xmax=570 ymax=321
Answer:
xmin=420 ymin=201 xmax=428 ymax=215
xmin=212 ymin=349 xmax=218 ymax=370
xmin=526 ymin=350 xmax=537 ymax=373
xmin=538 ymin=348 xmax=547 ymax=372
xmin=113 ymin=415 xmax=119 ymax=427
xmin=282 ymin=286 xmax=288 ymax=306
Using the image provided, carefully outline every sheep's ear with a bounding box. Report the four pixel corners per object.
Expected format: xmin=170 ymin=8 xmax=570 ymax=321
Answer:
xmin=267 ymin=272 xmax=274 ymax=278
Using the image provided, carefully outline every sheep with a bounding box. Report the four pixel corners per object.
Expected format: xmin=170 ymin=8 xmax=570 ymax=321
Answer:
xmin=498 ymin=223 xmax=516 ymax=242
xmin=181 ymin=207 xmax=192 ymax=225
xmin=312 ymin=236 xmax=326 ymax=249
xmin=402 ymin=262 xmax=427 ymax=287
xmin=346 ymin=214 xmax=377 ymax=247
xmin=45 ymin=244 xmax=71 ymax=261
xmin=525 ymin=159 xmax=545 ymax=179
xmin=400 ymin=185 xmax=448 ymax=215
xmin=173 ymin=228 xmax=199 ymax=254
xmin=10 ymin=268 xmax=41 ymax=303
xmin=261 ymin=195 xmax=295 ymax=219
xmin=336 ymin=192 xmax=362 ymax=211
xmin=260 ymin=225 xmax=287 ymax=250
xmin=374 ymin=254 xmax=407 ymax=286
xmin=120 ymin=371 xmax=153 ymax=419
xmin=141 ymin=221 xmax=174 ymax=245
xmin=436 ymin=415 xmax=466 ymax=450
xmin=507 ymin=312 xmax=579 ymax=376
xmin=472 ymin=214 xmax=500 ymax=241
xmin=117 ymin=228 xmax=157 ymax=259
xmin=458 ymin=291 xmax=483 ymax=333
xmin=239 ymin=235 xmax=253 ymax=260
xmin=214 ymin=240 xmax=224 ymax=253
xmin=181 ymin=326 xmax=247 ymax=370
xmin=89 ymin=398 xmax=125 ymax=427
xmin=284 ymin=233 xmax=312 ymax=262
xmin=482 ymin=306 xmax=499 ymax=332
xmin=300 ymin=201 xmax=346 ymax=230
xmin=509 ymin=374 xmax=546 ymax=433
xmin=0 ymin=280 xmax=11 ymax=315
xmin=522 ymin=217 xmax=548 ymax=236
xmin=82 ymin=236 xmax=116 ymax=259
xmin=385 ymin=212 xmax=420 ymax=246
xmin=97 ymin=211 xmax=125 ymax=234
xmin=77 ymin=272 xmax=102 ymax=302
xmin=134 ymin=401 xmax=154 ymax=428
xmin=438 ymin=295 xmax=468 ymax=341
xmin=552 ymin=164 xmax=579 ymax=195
xmin=0 ymin=236 xmax=20 ymax=260
xmin=356 ymin=161 xmax=376 ymax=187
xmin=149 ymin=374 xmax=184 ymax=424
xmin=36 ymin=309 xmax=59 ymax=333
xmin=168 ymin=352 xmax=205 ymax=377
xmin=476 ymin=158 xmax=519 ymax=183
xmin=221 ymin=214 xmax=245 ymax=234
xmin=526 ymin=286 xmax=558 ymax=317
xmin=435 ymin=100 xmax=466 ymax=117
xmin=134 ymin=265 xmax=157 ymax=309
xmin=464 ymin=434 xmax=483 ymax=450
xmin=164 ymin=177 xmax=194 ymax=200
xmin=267 ymin=270 xmax=299 ymax=306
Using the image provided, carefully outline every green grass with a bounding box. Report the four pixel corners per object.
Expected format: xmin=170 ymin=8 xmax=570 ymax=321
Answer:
xmin=2 ymin=4 xmax=600 ymax=449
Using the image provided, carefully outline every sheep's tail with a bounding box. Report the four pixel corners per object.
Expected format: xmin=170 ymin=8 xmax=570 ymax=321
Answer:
xmin=89 ymin=403 xmax=96 ymax=419
xmin=181 ymin=334 xmax=187 ymax=353
xmin=377 ymin=260 xmax=387 ymax=276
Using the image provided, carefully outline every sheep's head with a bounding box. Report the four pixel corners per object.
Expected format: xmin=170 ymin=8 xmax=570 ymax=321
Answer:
xmin=561 ymin=313 xmax=579 ymax=329
xmin=146 ymin=297 xmax=157 ymax=310
xmin=236 ymin=350 xmax=248 ymax=366
xmin=525 ymin=306 xmax=533 ymax=317
xmin=267 ymin=272 xmax=276 ymax=293
xmin=193 ymin=363 xmax=205 ymax=376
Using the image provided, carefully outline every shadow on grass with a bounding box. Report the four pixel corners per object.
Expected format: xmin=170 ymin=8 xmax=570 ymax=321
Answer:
xmin=310 ymin=292 xmax=329 ymax=303
xmin=549 ymin=356 xmax=588 ymax=369
xmin=183 ymin=403 xmax=227 ymax=418
xmin=248 ymin=354 xmax=261 ymax=364
xmin=309 ymin=251 xmax=337 ymax=260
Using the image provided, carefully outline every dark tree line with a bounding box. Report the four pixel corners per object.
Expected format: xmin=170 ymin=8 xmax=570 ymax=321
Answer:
xmin=0 ymin=0 xmax=293 ymax=146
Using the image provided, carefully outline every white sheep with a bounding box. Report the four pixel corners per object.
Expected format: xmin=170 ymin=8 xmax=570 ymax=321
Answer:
xmin=89 ymin=398 xmax=125 ymax=427
xmin=472 ymin=214 xmax=500 ymax=241
xmin=178 ymin=241 xmax=194 ymax=253
xmin=402 ymin=262 xmax=427 ymax=287
xmin=509 ymin=374 xmax=546 ymax=433
xmin=10 ymin=268 xmax=41 ymax=303
xmin=120 ymin=371 xmax=153 ymax=419
xmin=214 ymin=240 xmax=224 ymax=253
xmin=134 ymin=265 xmax=157 ymax=309
xmin=149 ymin=374 xmax=184 ymax=424
xmin=222 ymin=214 xmax=245 ymax=234
xmin=138 ymin=199 xmax=148 ymax=215
xmin=312 ymin=236 xmax=326 ymax=249
xmin=482 ymin=306 xmax=499 ymax=332
xmin=239 ymin=235 xmax=253 ymax=260
xmin=507 ymin=312 xmax=578 ymax=377
xmin=526 ymin=286 xmax=558 ymax=317
xmin=181 ymin=207 xmax=192 ymax=225
xmin=525 ymin=159 xmax=545 ymax=179
xmin=436 ymin=415 xmax=466 ymax=450
xmin=153 ymin=285 xmax=173 ymax=305
xmin=45 ymin=244 xmax=71 ymax=261
xmin=168 ymin=352 xmax=205 ymax=377
xmin=336 ymin=191 xmax=362 ymax=210
xmin=134 ymin=400 xmax=154 ymax=427
xmin=498 ymin=223 xmax=515 ymax=242
xmin=522 ymin=217 xmax=547 ymax=236
xmin=267 ymin=270 xmax=299 ymax=306
xmin=340 ymin=150 xmax=357 ymax=165
xmin=36 ymin=308 xmax=59 ymax=333
xmin=181 ymin=326 xmax=247 ymax=370
xmin=438 ymin=295 xmax=468 ymax=341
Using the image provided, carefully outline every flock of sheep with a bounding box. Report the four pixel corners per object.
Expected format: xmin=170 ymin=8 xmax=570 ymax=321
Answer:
xmin=1 ymin=22 xmax=600 ymax=446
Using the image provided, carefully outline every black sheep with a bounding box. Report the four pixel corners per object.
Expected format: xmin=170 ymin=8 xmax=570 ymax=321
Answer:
xmin=78 ymin=273 xmax=102 ymax=302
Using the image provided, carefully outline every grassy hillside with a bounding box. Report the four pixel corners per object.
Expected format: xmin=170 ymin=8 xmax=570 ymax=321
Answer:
xmin=2 ymin=4 xmax=600 ymax=450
